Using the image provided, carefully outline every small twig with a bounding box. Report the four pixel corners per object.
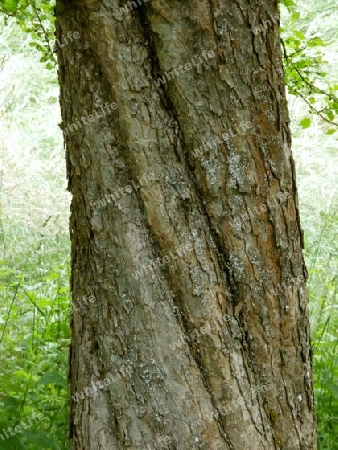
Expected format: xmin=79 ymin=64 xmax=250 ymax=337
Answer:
xmin=31 ymin=0 xmax=57 ymax=64
xmin=295 ymin=89 xmax=338 ymax=127
xmin=281 ymin=38 xmax=289 ymax=60
xmin=281 ymin=38 xmax=338 ymax=128
xmin=291 ymin=64 xmax=338 ymax=104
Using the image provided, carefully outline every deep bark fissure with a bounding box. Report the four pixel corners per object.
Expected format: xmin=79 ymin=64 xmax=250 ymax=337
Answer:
xmin=56 ymin=0 xmax=316 ymax=448
xmin=118 ymin=13 xmax=244 ymax=426
xmin=139 ymin=4 xmax=240 ymax=305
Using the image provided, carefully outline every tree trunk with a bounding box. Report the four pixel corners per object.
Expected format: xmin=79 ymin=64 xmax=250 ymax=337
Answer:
xmin=55 ymin=0 xmax=316 ymax=448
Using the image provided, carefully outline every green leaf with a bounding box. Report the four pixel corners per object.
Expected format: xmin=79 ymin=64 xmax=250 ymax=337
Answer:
xmin=326 ymin=110 xmax=335 ymax=121
xmin=2 ymin=0 xmax=19 ymax=13
xmin=0 ymin=435 xmax=25 ymax=449
xmin=308 ymin=37 xmax=326 ymax=47
xmin=300 ymin=118 xmax=311 ymax=129
xmin=325 ymin=129 xmax=336 ymax=135
xmin=3 ymin=395 xmax=21 ymax=411
xmin=37 ymin=372 xmax=66 ymax=386
xmin=294 ymin=30 xmax=305 ymax=40
xmin=280 ymin=0 xmax=296 ymax=8
xmin=328 ymin=384 xmax=338 ymax=399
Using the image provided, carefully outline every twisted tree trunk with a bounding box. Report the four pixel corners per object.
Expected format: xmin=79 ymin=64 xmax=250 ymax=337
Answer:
xmin=56 ymin=0 xmax=316 ymax=448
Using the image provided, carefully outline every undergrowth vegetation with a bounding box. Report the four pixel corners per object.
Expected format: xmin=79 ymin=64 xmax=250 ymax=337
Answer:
xmin=0 ymin=226 xmax=70 ymax=449
xmin=0 ymin=1 xmax=337 ymax=449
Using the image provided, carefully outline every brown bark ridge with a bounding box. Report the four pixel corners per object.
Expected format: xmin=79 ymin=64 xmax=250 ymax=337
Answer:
xmin=55 ymin=0 xmax=316 ymax=448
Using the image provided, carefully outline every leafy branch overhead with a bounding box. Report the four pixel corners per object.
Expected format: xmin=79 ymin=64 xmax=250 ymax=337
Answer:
xmin=0 ymin=0 xmax=56 ymax=68
xmin=1 ymin=0 xmax=337 ymax=131
xmin=280 ymin=0 xmax=338 ymax=132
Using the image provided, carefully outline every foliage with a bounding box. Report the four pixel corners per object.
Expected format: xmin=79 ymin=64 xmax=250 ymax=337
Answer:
xmin=0 ymin=1 xmax=337 ymax=449
xmin=0 ymin=0 xmax=55 ymax=68
xmin=1 ymin=0 xmax=338 ymax=129
xmin=305 ymin=212 xmax=338 ymax=448
xmin=0 ymin=223 xmax=71 ymax=449
xmin=280 ymin=0 xmax=338 ymax=132
xmin=0 ymin=14 xmax=70 ymax=448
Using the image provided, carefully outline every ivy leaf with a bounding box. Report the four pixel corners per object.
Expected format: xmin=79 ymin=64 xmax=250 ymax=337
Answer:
xmin=300 ymin=118 xmax=312 ymax=129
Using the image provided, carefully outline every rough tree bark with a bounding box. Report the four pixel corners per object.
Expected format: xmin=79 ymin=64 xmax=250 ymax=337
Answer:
xmin=55 ymin=0 xmax=316 ymax=448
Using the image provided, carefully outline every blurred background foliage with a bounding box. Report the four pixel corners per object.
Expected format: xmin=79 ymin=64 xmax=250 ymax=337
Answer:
xmin=0 ymin=0 xmax=337 ymax=448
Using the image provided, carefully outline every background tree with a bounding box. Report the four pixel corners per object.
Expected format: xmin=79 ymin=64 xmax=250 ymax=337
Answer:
xmin=53 ymin=0 xmax=317 ymax=448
